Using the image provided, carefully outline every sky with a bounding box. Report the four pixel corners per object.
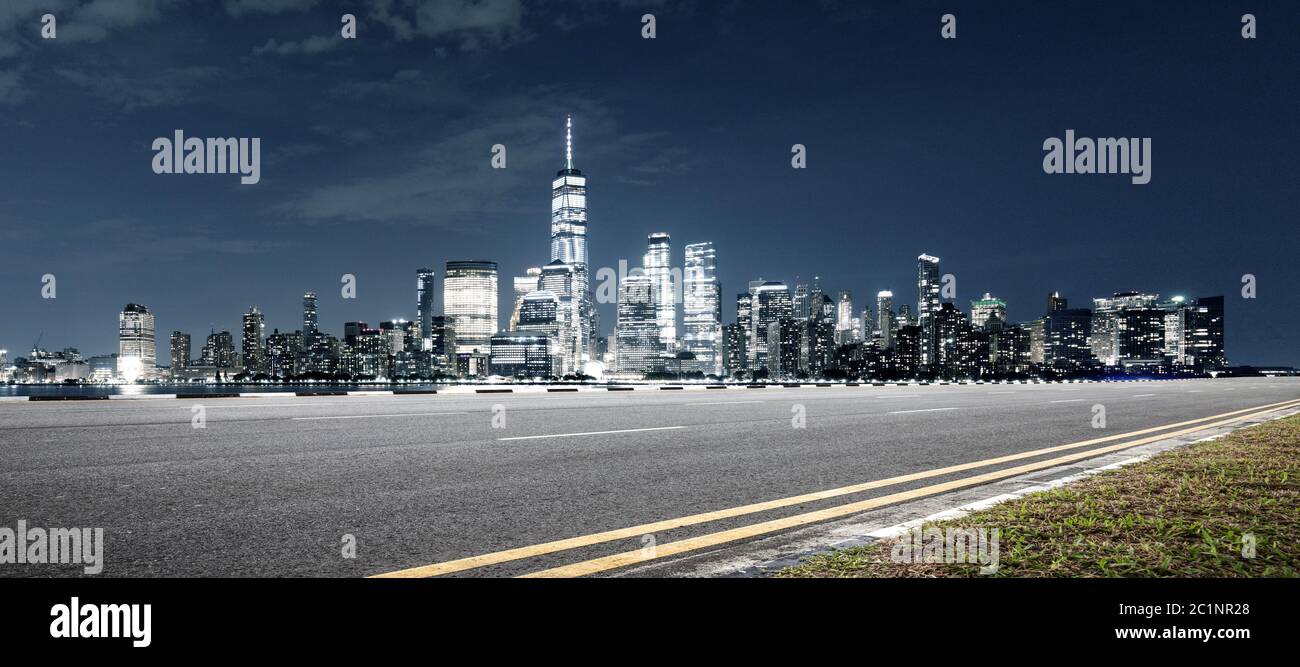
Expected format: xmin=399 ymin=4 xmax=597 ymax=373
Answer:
xmin=1 ymin=0 xmax=1297 ymax=366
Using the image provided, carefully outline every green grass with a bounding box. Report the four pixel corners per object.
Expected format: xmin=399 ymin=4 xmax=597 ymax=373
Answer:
xmin=776 ymin=414 xmax=1300 ymax=578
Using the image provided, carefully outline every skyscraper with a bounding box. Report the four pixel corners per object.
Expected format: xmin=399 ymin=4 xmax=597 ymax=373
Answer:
xmin=1046 ymin=291 xmax=1068 ymax=313
xmin=551 ymin=116 xmax=594 ymax=362
xmin=644 ymin=233 xmax=676 ymax=356
xmin=735 ymin=291 xmax=754 ymax=371
xmin=540 ymin=260 xmax=579 ymax=373
xmin=683 ymin=241 xmax=721 ymax=375
xmin=516 ymin=290 xmax=563 ymax=376
xmin=876 ymin=290 xmax=895 ymax=349
xmin=1091 ymin=292 xmax=1159 ymax=365
xmin=169 ymin=331 xmax=190 ymax=377
xmin=970 ymin=293 xmax=1007 ymax=329
xmin=1043 ymin=304 xmax=1093 ymax=372
xmin=509 ymin=267 xmax=542 ymax=331
xmin=749 ymin=281 xmax=792 ymax=370
xmin=804 ymin=293 xmax=837 ymax=376
xmin=202 ymin=331 xmax=236 ymax=368
xmin=302 ymin=291 xmax=319 ymax=340
xmin=917 ymin=254 xmax=941 ymax=366
xmin=417 ymin=268 xmax=436 ymax=351
xmin=792 ymin=280 xmax=810 ymax=319
xmin=897 ymin=303 xmax=914 ymax=327
xmin=444 ymin=260 xmax=499 ymax=354
xmin=242 ymin=306 xmax=266 ymax=374
xmin=1182 ymin=296 xmax=1226 ymax=371
xmin=836 ymin=291 xmax=855 ymax=345
xmin=615 ymin=273 xmax=659 ymax=374
xmin=117 ymin=303 xmax=156 ymax=382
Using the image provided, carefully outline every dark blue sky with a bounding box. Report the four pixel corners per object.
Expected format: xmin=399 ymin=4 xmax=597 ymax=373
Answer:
xmin=1 ymin=1 xmax=1297 ymax=365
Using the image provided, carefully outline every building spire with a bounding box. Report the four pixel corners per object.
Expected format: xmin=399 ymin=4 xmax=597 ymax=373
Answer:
xmin=565 ymin=115 xmax=573 ymax=170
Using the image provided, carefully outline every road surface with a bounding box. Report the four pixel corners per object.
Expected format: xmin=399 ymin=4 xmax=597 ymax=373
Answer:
xmin=1 ymin=377 xmax=1297 ymax=577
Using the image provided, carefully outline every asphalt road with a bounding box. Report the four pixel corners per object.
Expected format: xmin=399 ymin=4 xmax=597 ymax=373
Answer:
xmin=2 ymin=377 xmax=1298 ymax=577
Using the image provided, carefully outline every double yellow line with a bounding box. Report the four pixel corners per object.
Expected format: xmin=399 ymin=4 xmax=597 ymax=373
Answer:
xmin=372 ymin=398 xmax=1300 ymax=579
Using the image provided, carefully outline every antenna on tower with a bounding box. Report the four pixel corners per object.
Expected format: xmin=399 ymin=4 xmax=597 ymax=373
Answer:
xmin=565 ymin=115 xmax=573 ymax=170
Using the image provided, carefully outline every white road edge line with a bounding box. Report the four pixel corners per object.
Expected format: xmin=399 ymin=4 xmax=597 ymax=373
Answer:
xmin=498 ymin=426 xmax=688 ymax=441
xmin=888 ymin=407 xmax=960 ymax=415
xmin=1050 ymin=399 xmax=1086 ymax=403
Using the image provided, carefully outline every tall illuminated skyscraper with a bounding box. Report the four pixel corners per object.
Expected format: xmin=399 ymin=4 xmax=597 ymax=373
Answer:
xmin=242 ymin=306 xmax=266 ymax=374
xmin=917 ymin=254 xmax=941 ymax=366
xmin=644 ymin=233 xmax=676 ymax=356
xmin=416 ymin=268 xmax=436 ymax=350
xmin=117 ymin=303 xmax=156 ymax=381
xmin=615 ymin=273 xmax=659 ymax=374
xmin=876 ymin=290 xmax=895 ymax=349
xmin=683 ymin=241 xmax=721 ymax=374
xmin=169 ymin=331 xmax=190 ymax=376
xmin=302 ymin=291 xmax=319 ymax=340
xmin=749 ymin=282 xmax=792 ymax=370
xmin=444 ymin=260 xmax=499 ymax=354
xmin=836 ymin=291 xmax=855 ymax=344
xmin=550 ymin=116 xmax=594 ymax=362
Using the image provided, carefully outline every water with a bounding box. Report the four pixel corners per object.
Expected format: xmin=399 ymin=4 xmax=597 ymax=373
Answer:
xmin=0 ymin=383 xmax=450 ymax=397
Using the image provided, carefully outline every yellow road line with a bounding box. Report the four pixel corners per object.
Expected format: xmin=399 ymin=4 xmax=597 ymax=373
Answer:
xmin=370 ymin=398 xmax=1300 ymax=578
xmin=522 ymin=400 xmax=1300 ymax=577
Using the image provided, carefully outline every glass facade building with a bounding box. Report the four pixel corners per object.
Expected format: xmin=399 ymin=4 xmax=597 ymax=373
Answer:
xmin=242 ymin=306 xmax=265 ymax=374
xmin=682 ymin=241 xmax=721 ymax=375
xmin=916 ymin=254 xmax=941 ymax=367
xmin=644 ymin=233 xmax=676 ymax=356
xmin=490 ymin=332 xmax=555 ymax=379
xmin=876 ymin=290 xmax=895 ymax=350
xmin=117 ymin=303 xmax=156 ymax=381
xmin=615 ymin=273 xmax=660 ymax=374
xmin=444 ymin=260 xmax=499 ymax=354
xmin=550 ymin=116 xmax=594 ymax=362
xmin=416 ymin=268 xmax=436 ymax=351
xmin=749 ymin=281 xmax=792 ymax=370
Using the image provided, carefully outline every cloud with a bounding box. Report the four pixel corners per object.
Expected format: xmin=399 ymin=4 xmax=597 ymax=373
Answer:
xmin=251 ymin=34 xmax=341 ymax=56
xmin=57 ymin=0 xmax=169 ymax=43
xmin=271 ymin=92 xmax=601 ymax=226
xmin=370 ymin=0 xmax=525 ymax=50
xmin=223 ymin=0 xmax=320 ymax=17
xmin=271 ymin=88 xmax=687 ymax=227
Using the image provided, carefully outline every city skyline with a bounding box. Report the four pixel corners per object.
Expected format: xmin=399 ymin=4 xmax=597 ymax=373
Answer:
xmin=1 ymin=3 xmax=1297 ymax=367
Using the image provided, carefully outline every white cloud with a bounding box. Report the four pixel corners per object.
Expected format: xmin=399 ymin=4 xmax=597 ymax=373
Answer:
xmin=370 ymin=0 xmax=525 ymax=50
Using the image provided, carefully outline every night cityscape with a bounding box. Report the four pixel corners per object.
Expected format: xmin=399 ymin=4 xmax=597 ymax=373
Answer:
xmin=0 ymin=118 xmax=1257 ymax=387
xmin=2 ymin=2 xmax=1298 ymax=646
